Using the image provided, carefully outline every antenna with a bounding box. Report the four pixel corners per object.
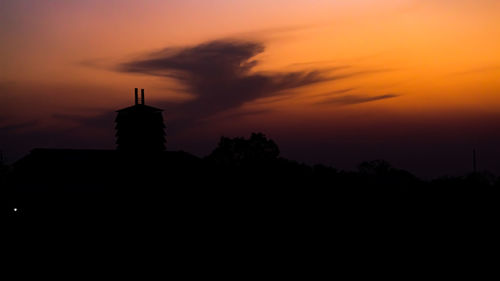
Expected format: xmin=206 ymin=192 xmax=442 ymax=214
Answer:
xmin=141 ymin=89 xmax=145 ymax=105
xmin=134 ymin=88 xmax=139 ymax=105
xmin=473 ymin=149 xmax=477 ymax=174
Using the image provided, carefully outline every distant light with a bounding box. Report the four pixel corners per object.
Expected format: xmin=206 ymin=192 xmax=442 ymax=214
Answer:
xmin=13 ymin=208 xmax=18 ymax=212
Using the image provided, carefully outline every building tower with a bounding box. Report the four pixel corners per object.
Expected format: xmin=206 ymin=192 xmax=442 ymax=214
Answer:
xmin=115 ymin=88 xmax=166 ymax=151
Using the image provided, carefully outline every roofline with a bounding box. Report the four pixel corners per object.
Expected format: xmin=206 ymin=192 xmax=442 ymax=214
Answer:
xmin=116 ymin=104 xmax=163 ymax=112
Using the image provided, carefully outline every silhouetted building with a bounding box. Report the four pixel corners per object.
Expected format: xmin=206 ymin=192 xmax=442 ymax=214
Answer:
xmin=115 ymin=88 xmax=166 ymax=151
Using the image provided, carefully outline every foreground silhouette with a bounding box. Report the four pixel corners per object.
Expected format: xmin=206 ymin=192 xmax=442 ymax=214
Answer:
xmin=1 ymin=132 xmax=499 ymax=222
xmin=2 ymin=131 xmax=500 ymax=271
xmin=115 ymin=88 xmax=166 ymax=151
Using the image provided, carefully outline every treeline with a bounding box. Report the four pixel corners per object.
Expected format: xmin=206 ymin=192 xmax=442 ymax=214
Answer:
xmin=0 ymin=133 xmax=498 ymax=219
xmin=204 ymin=133 xmax=500 ymax=192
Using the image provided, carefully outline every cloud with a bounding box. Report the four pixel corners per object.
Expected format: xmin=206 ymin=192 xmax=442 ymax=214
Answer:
xmin=0 ymin=121 xmax=38 ymax=133
xmin=52 ymin=112 xmax=115 ymax=129
xmin=119 ymin=39 xmax=341 ymax=129
xmin=311 ymin=88 xmax=355 ymax=98
xmin=317 ymin=94 xmax=399 ymax=105
xmin=219 ymin=109 xmax=272 ymax=120
xmin=452 ymin=65 xmax=500 ymax=76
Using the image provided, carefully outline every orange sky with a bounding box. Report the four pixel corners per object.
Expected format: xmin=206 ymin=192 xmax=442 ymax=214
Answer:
xmin=1 ymin=0 xmax=500 ymax=176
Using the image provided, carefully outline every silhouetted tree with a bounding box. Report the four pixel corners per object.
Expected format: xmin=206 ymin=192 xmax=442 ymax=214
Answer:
xmin=358 ymin=160 xmax=392 ymax=176
xmin=207 ymin=133 xmax=279 ymax=166
xmin=0 ymin=162 xmax=8 ymax=187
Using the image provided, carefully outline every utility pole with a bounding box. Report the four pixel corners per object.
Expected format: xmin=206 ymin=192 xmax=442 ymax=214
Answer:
xmin=473 ymin=149 xmax=477 ymax=174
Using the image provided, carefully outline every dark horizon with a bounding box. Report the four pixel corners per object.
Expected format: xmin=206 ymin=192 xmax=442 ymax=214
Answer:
xmin=2 ymin=112 xmax=498 ymax=180
xmin=2 ymin=91 xmax=499 ymax=179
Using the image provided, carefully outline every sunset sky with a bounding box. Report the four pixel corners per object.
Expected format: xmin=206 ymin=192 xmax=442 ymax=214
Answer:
xmin=1 ymin=0 xmax=500 ymax=177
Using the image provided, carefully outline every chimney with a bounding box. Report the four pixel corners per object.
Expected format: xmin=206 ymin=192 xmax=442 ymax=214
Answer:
xmin=141 ymin=89 xmax=145 ymax=105
xmin=134 ymin=88 xmax=138 ymax=105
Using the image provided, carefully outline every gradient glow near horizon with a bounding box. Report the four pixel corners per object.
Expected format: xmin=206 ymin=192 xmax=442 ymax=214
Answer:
xmin=1 ymin=0 xmax=500 ymax=176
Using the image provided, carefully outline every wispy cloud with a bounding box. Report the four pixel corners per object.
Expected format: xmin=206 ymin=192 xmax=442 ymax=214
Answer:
xmin=114 ymin=38 xmax=399 ymax=133
xmin=451 ymin=65 xmax=500 ymax=76
xmin=317 ymin=94 xmax=399 ymax=105
xmin=0 ymin=121 xmax=39 ymax=132
xmin=52 ymin=112 xmax=115 ymax=128
xmin=119 ymin=39 xmax=343 ymax=129
xmin=311 ymin=88 xmax=355 ymax=98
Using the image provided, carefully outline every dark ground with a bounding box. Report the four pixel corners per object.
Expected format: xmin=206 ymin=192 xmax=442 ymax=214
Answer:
xmin=1 ymin=134 xmax=498 ymax=269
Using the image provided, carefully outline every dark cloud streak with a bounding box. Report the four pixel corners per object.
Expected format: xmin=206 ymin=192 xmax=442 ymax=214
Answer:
xmin=0 ymin=121 xmax=39 ymax=132
xmin=317 ymin=94 xmax=399 ymax=105
xmin=119 ymin=40 xmax=340 ymax=130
